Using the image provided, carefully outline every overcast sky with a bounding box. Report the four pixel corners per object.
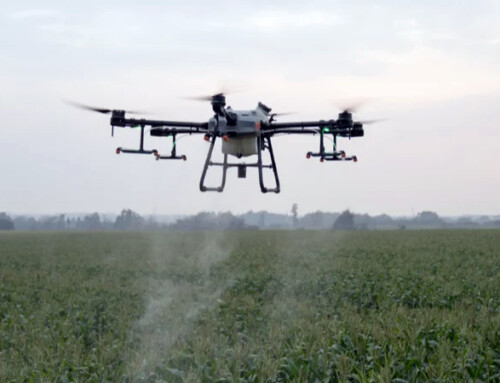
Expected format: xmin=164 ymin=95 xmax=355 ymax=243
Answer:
xmin=1 ymin=1 xmax=499 ymax=217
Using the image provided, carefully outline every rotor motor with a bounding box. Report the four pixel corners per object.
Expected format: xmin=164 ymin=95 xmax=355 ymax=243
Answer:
xmin=211 ymin=94 xmax=226 ymax=115
xmin=337 ymin=111 xmax=354 ymax=129
xmin=351 ymin=122 xmax=364 ymax=137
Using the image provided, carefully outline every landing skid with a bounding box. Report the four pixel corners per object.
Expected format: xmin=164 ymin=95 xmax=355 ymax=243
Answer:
xmin=199 ymin=135 xmax=280 ymax=193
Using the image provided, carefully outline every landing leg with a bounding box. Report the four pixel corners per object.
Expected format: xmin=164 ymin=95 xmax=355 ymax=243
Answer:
xmin=199 ymin=135 xmax=228 ymax=192
xmin=257 ymin=136 xmax=280 ymax=193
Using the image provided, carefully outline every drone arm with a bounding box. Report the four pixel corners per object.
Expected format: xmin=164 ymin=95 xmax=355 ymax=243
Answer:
xmin=143 ymin=119 xmax=208 ymax=129
xmin=150 ymin=127 xmax=208 ymax=136
xmin=110 ymin=115 xmax=208 ymax=131
xmin=264 ymin=120 xmax=335 ymax=130
xmin=263 ymin=120 xmax=364 ymax=162
xmin=264 ymin=121 xmax=363 ymax=138
xmin=264 ymin=127 xmax=351 ymax=136
xmin=111 ymin=117 xmax=208 ymax=158
xmin=265 ymin=128 xmax=320 ymax=136
xmin=263 ymin=121 xmax=334 ymax=137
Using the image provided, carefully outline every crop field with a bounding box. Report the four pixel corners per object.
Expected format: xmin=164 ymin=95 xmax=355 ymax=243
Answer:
xmin=1 ymin=230 xmax=500 ymax=382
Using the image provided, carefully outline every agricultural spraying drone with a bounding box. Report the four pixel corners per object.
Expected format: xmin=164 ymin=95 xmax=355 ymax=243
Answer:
xmin=69 ymin=93 xmax=379 ymax=193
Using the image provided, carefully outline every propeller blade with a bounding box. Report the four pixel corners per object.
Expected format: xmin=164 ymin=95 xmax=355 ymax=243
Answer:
xmin=65 ymin=100 xmax=149 ymax=115
xmin=358 ymin=119 xmax=385 ymax=125
xmin=65 ymin=101 xmax=112 ymax=114
xmin=334 ymin=98 xmax=374 ymax=113
xmin=182 ymin=95 xmax=216 ymax=102
xmin=269 ymin=112 xmax=297 ymax=122
xmin=124 ymin=110 xmax=150 ymax=115
xmin=182 ymin=86 xmax=237 ymax=102
xmin=271 ymin=112 xmax=297 ymax=117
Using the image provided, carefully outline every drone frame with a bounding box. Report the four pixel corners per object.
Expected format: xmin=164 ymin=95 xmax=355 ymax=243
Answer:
xmin=74 ymin=97 xmax=365 ymax=193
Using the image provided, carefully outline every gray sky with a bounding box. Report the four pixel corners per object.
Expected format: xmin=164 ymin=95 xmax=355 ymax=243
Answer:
xmin=1 ymin=1 xmax=499 ymax=216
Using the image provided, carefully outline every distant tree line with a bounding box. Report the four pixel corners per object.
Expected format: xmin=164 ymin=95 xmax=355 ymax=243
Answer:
xmin=169 ymin=212 xmax=253 ymax=231
xmin=2 ymin=209 xmax=500 ymax=232
xmin=2 ymin=210 xmax=255 ymax=232
xmin=331 ymin=210 xmax=447 ymax=230
xmin=5 ymin=210 xmax=162 ymax=231
xmin=333 ymin=210 xmax=355 ymax=230
xmin=0 ymin=213 xmax=15 ymax=230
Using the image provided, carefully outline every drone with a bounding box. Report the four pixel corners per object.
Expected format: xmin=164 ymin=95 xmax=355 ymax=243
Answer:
xmin=69 ymin=93 xmax=378 ymax=193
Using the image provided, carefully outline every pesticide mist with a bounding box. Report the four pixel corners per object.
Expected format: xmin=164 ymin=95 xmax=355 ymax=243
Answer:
xmin=126 ymin=232 xmax=236 ymax=380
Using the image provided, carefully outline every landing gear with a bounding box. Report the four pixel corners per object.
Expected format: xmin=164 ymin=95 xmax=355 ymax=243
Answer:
xmin=257 ymin=135 xmax=280 ymax=193
xmin=199 ymin=135 xmax=228 ymax=192
xmin=199 ymin=135 xmax=280 ymax=193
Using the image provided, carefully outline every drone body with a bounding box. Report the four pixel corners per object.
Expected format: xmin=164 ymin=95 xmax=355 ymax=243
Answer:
xmin=207 ymin=103 xmax=270 ymax=158
xmin=71 ymin=93 xmax=373 ymax=193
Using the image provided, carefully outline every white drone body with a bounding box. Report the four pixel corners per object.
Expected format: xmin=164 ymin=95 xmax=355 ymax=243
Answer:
xmin=208 ymin=103 xmax=271 ymax=158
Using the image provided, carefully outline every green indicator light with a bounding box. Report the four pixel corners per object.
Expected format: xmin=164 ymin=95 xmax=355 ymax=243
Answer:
xmin=323 ymin=127 xmax=330 ymax=133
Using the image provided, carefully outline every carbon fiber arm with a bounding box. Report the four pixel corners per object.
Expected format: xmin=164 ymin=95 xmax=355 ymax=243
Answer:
xmin=262 ymin=120 xmax=363 ymax=138
xmin=110 ymin=114 xmax=209 ymax=133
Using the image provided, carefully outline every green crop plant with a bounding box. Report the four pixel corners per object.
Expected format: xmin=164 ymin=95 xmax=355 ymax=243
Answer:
xmin=0 ymin=230 xmax=499 ymax=382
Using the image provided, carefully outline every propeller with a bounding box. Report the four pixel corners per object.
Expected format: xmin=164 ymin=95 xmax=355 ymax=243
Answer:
xmin=65 ymin=101 xmax=150 ymax=137
xmin=182 ymin=86 xmax=237 ymax=102
xmin=358 ymin=119 xmax=385 ymax=125
xmin=65 ymin=101 xmax=148 ymax=115
xmin=269 ymin=112 xmax=297 ymax=123
xmin=333 ymin=99 xmax=385 ymax=129
xmin=270 ymin=112 xmax=296 ymax=117
xmin=334 ymin=98 xmax=373 ymax=114
xmin=183 ymin=93 xmax=225 ymax=102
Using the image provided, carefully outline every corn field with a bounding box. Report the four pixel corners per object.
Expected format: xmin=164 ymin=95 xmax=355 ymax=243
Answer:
xmin=1 ymin=230 xmax=499 ymax=382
